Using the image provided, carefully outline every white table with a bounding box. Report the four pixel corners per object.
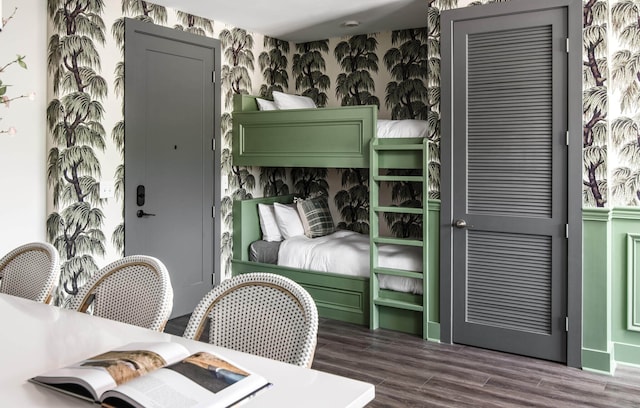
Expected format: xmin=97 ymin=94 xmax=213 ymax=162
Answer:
xmin=0 ymin=293 xmax=374 ymax=407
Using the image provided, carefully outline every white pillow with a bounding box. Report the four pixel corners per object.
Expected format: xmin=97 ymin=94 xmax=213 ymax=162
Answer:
xmin=257 ymin=203 xmax=282 ymax=242
xmin=376 ymin=119 xmax=429 ymax=138
xmin=273 ymin=202 xmax=305 ymax=239
xmin=256 ymin=98 xmax=277 ymax=111
xmin=272 ymin=91 xmax=317 ymax=110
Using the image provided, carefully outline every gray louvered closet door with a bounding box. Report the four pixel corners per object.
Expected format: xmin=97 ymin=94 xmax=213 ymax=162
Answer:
xmin=451 ymin=7 xmax=568 ymax=362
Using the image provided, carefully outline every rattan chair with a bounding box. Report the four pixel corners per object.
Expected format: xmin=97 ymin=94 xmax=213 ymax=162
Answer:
xmin=0 ymin=242 xmax=60 ymax=303
xmin=183 ymin=273 xmax=319 ymax=367
xmin=69 ymin=255 xmax=173 ymax=332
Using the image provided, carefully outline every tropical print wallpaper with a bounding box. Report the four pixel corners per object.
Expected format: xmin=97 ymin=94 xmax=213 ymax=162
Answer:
xmin=610 ymin=0 xmax=640 ymax=206
xmin=583 ymin=0 xmax=608 ymax=207
xmin=45 ymin=0 xmax=640 ymax=303
xmin=47 ymin=0 xmax=109 ymax=304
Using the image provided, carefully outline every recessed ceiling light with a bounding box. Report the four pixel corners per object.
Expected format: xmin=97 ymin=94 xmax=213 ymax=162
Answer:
xmin=342 ymin=20 xmax=360 ymax=28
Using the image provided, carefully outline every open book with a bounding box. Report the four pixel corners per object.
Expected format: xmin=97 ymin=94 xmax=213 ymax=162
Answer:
xmin=30 ymin=342 xmax=270 ymax=408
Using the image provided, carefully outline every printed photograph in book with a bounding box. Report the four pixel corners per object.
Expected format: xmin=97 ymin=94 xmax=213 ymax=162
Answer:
xmin=81 ymin=350 xmax=167 ymax=385
xmin=167 ymin=352 xmax=250 ymax=393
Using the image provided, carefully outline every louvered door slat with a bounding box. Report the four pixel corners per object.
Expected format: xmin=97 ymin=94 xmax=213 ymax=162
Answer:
xmin=467 ymin=231 xmax=552 ymax=334
xmin=467 ymin=24 xmax=553 ymax=218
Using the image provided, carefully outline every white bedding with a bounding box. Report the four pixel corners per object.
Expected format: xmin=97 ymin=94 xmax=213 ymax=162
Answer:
xmin=278 ymin=230 xmax=423 ymax=294
xmin=377 ymin=119 xmax=428 ymax=139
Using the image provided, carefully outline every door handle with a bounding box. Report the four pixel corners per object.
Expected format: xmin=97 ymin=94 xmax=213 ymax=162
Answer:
xmin=454 ymin=219 xmax=470 ymax=229
xmin=137 ymin=210 xmax=156 ymax=218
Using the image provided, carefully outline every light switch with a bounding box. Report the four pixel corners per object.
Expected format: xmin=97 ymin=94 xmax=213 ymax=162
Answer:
xmin=100 ymin=181 xmax=115 ymax=199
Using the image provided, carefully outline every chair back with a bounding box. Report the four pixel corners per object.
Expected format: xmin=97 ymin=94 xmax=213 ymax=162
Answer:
xmin=183 ymin=273 xmax=318 ymax=367
xmin=0 ymin=242 xmax=60 ymax=303
xmin=69 ymin=255 xmax=173 ymax=331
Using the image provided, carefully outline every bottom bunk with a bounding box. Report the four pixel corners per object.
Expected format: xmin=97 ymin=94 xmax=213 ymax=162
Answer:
xmin=231 ymin=195 xmax=425 ymax=336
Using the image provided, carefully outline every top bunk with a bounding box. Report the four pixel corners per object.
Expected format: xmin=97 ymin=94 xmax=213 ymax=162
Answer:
xmin=231 ymin=94 xmax=427 ymax=169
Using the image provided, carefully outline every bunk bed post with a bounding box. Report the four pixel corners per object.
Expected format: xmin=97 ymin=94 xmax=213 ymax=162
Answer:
xmin=423 ymin=138 xmax=430 ymax=340
xmin=233 ymin=94 xmax=260 ymax=112
xmin=369 ymin=139 xmax=381 ymax=331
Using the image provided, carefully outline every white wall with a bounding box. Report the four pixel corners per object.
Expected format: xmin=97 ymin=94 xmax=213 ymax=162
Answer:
xmin=0 ymin=0 xmax=47 ymax=254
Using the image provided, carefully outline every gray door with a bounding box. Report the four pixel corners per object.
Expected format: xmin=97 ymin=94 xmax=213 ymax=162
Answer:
xmin=124 ymin=19 xmax=221 ymax=318
xmin=443 ymin=7 xmax=568 ymax=362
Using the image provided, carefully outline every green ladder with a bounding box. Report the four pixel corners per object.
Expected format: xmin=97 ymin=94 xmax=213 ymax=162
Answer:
xmin=369 ymin=138 xmax=429 ymax=339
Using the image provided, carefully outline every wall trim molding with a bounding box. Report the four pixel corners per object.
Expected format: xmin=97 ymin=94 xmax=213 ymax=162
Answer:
xmin=581 ymin=347 xmax=614 ymax=375
xmin=627 ymin=234 xmax=640 ymax=332
xmin=582 ymin=207 xmax=640 ymax=221
xmin=614 ymin=342 xmax=640 ymax=366
xmin=581 ymin=211 xmax=611 ymax=373
xmin=582 ymin=207 xmax=611 ymax=222
xmin=611 ymin=207 xmax=640 ymax=220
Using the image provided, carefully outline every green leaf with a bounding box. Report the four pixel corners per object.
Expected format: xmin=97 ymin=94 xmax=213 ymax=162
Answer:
xmin=0 ymin=86 xmax=6 ymax=96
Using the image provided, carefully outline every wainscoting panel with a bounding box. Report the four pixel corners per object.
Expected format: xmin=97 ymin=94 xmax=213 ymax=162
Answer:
xmin=627 ymin=233 xmax=640 ymax=332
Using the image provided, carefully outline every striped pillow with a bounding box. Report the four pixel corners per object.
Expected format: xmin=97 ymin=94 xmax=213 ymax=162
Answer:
xmin=296 ymin=196 xmax=335 ymax=238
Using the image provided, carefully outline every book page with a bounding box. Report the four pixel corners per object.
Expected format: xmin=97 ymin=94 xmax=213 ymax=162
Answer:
xmin=31 ymin=342 xmax=191 ymax=401
xmin=103 ymin=351 xmax=270 ymax=408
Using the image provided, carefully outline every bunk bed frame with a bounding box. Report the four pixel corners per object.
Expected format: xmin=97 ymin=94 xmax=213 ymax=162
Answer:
xmin=232 ymin=95 xmax=424 ymax=169
xmin=231 ymin=94 xmax=438 ymax=339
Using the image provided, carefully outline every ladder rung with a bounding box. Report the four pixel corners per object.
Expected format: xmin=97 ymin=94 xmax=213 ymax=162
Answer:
xmin=373 ymin=297 xmax=424 ymax=312
xmin=373 ymin=144 xmax=424 ymax=151
xmin=373 ymin=175 xmax=423 ymax=182
xmin=373 ymin=237 xmax=423 ymax=247
xmin=374 ymin=206 xmax=422 ymax=215
xmin=373 ymin=267 xmax=423 ymax=279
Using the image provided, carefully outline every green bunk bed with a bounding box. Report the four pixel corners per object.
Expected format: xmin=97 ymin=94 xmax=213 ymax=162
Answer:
xmin=232 ymin=95 xmax=424 ymax=169
xmin=231 ymin=94 xmax=438 ymax=339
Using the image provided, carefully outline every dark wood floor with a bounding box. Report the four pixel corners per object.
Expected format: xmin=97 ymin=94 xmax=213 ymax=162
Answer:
xmin=165 ymin=316 xmax=640 ymax=407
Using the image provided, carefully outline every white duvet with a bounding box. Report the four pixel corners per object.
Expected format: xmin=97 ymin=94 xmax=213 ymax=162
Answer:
xmin=377 ymin=119 xmax=428 ymax=138
xmin=278 ymin=230 xmax=423 ymax=294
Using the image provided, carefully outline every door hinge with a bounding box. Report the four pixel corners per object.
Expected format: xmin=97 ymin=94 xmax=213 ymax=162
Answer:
xmin=565 ymin=38 xmax=569 ymax=53
xmin=565 ymin=224 xmax=569 ymax=239
xmin=212 ymin=71 xmax=216 ymax=83
xmin=211 ymin=138 xmax=215 ymax=151
xmin=565 ymin=131 xmax=569 ymax=146
xmin=212 ymin=274 xmax=214 ymax=285
xmin=211 ymin=206 xmax=215 ymax=218
xmin=565 ymin=316 xmax=569 ymax=332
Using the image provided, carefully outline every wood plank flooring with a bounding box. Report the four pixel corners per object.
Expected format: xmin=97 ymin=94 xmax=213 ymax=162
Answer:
xmin=165 ymin=316 xmax=640 ymax=407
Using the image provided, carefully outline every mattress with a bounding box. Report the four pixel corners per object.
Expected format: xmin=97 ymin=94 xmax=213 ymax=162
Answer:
xmin=376 ymin=119 xmax=428 ymax=138
xmin=278 ymin=230 xmax=423 ymax=295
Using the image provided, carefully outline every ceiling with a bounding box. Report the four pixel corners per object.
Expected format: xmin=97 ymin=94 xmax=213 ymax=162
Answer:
xmin=149 ymin=0 xmax=427 ymax=43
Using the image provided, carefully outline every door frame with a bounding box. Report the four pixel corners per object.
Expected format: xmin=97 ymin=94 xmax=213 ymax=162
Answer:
xmin=439 ymin=0 xmax=582 ymax=368
xmin=124 ymin=18 xmax=222 ymax=286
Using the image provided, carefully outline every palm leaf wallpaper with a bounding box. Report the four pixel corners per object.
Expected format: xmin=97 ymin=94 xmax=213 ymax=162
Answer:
xmin=583 ymin=0 xmax=608 ymax=207
xmin=610 ymin=0 xmax=640 ymax=205
xmin=45 ymin=0 xmax=640 ymax=299
xmin=47 ymin=0 xmax=108 ymax=305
